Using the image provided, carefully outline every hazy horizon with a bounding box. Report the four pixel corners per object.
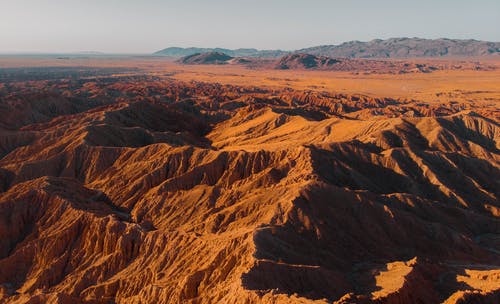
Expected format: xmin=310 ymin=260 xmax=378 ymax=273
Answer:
xmin=1 ymin=0 xmax=499 ymax=54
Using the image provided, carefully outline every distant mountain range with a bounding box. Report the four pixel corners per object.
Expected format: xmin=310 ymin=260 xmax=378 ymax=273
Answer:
xmin=154 ymin=38 xmax=500 ymax=58
xmin=153 ymin=47 xmax=287 ymax=58
xmin=298 ymin=38 xmax=500 ymax=58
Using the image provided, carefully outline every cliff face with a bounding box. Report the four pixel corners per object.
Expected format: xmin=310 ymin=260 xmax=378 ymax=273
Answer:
xmin=0 ymin=75 xmax=499 ymax=304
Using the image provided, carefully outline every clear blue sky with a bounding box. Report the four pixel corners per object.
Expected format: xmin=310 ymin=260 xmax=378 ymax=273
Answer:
xmin=1 ymin=0 xmax=499 ymax=53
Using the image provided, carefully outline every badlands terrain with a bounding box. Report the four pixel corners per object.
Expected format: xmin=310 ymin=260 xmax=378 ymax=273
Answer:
xmin=0 ymin=55 xmax=499 ymax=303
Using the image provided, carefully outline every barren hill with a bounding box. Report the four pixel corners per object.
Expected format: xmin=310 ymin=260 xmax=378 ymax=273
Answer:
xmin=276 ymin=53 xmax=341 ymax=69
xmin=0 ymin=65 xmax=499 ymax=304
xmin=177 ymin=52 xmax=234 ymax=65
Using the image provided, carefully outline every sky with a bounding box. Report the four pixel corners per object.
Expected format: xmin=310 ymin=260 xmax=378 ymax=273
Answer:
xmin=1 ymin=0 xmax=499 ymax=54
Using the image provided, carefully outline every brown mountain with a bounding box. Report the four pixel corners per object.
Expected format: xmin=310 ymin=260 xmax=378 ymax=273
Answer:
xmin=0 ymin=65 xmax=499 ymax=304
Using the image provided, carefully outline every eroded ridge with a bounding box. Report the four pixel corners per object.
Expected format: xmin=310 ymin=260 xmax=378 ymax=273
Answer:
xmin=0 ymin=70 xmax=499 ymax=303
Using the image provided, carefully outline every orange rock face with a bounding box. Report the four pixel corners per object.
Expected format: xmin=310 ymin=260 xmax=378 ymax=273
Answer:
xmin=0 ymin=61 xmax=499 ymax=303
